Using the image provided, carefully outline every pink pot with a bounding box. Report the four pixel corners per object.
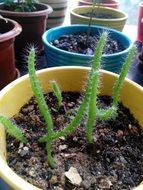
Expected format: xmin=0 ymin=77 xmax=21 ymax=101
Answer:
xmin=78 ymin=0 xmax=120 ymax=9
xmin=137 ymin=2 xmax=143 ymax=42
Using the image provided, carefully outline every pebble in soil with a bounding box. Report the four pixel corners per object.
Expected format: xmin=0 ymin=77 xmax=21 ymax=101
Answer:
xmin=6 ymin=92 xmax=143 ymax=190
xmin=50 ymin=33 xmax=124 ymax=56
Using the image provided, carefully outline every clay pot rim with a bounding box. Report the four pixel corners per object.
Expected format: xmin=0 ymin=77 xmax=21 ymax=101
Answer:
xmin=0 ymin=18 xmax=22 ymax=42
xmin=0 ymin=3 xmax=53 ymax=17
xmin=71 ymin=5 xmax=128 ymax=22
xmin=78 ymin=0 xmax=120 ymax=7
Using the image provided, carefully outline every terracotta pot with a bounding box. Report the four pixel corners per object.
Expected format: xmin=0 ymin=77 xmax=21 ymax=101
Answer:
xmin=39 ymin=0 xmax=68 ymax=29
xmin=0 ymin=3 xmax=53 ymax=61
xmin=137 ymin=2 xmax=143 ymax=42
xmin=0 ymin=67 xmax=143 ymax=189
xmin=0 ymin=18 xmax=22 ymax=89
xmin=78 ymin=0 xmax=120 ymax=9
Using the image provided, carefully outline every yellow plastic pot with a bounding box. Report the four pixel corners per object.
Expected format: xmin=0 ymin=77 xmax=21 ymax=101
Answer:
xmin=0 ymin=66 xmax=143 ymax=190
xmin=70 ymin=6 xmax=128 ymax=31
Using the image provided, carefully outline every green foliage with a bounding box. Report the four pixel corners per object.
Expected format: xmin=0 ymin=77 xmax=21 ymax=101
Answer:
xmin=4 ymin=0 xmax=38 ymax=12
xmin=0 ymin=115 xmax=26 ymax=143
xmin=51 ymin=81 xmax=62 ymax=109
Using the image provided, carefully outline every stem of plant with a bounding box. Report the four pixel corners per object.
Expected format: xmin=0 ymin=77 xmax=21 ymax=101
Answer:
xmin=86 ymin=0 xmax=101 ymax=45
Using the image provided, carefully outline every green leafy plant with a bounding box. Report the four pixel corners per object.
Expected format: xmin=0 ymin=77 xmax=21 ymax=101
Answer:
xmin=4 ymin=0 xmax=38 ymax=12
xmin=0 ymin=32 xmax=136 ymax=168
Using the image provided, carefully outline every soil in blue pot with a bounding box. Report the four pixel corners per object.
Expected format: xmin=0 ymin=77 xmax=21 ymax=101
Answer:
xmin=50 ymin=33 xmax=125 ymax=56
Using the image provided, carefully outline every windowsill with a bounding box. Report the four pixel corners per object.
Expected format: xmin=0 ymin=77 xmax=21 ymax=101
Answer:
xmin=123 ymin=25 xmax=137 ymax=42
xmin=64 ymin=1 xmax=138 ymax=43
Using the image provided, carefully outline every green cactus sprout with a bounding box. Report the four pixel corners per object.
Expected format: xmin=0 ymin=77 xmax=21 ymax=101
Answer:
xmin=51 ymin=80 xmax=62 ymax=109
xmin=0 ymin=115 xmax=27 ymax=143
xmin=86 ymin=44 xmax=136 ymax=143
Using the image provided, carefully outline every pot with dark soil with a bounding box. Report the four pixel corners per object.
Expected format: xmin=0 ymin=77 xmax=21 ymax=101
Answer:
xmin=0 ymin=16 xmax=22 ymax=89
xmin=43 ymin=25 xmax=132 ymax=74
xmin=0 ymin=34 xmax=143 ymax=190
xmin=0 ymin=1 xmax=53 ymax=62
xmin=70 ymin=5 xmax=127 ymax=32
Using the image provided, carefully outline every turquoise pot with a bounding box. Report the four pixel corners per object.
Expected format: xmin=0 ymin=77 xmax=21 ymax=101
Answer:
xmin=42 ymin=25 xmax=132 ymax=73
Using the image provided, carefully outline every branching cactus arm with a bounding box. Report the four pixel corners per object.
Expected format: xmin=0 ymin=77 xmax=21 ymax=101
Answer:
xmin=97 ymin=45 xmax=136 ymax=121
xmin=51 ymin=80 xmax=62 ymax=109
xmin=28 ymin=47 xmax=54 ymax=167
xmin=112 ymin=45 xmax=136 ymax=107
xmin=28 ymin=47 xmax=54 ymax=133
xmin=0 ymin=115 xmax=27 ymax=143
xmin=86 ymin=32 xmax=108 ymax=143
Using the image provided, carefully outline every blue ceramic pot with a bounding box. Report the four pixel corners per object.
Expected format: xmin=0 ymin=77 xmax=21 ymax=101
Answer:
xmin=42 ymin=25 xmax=132 ymax=73
xmin=0 ymin=179 xmax=10 ymax=190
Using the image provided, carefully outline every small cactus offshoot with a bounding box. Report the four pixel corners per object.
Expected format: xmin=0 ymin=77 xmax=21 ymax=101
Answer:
xmin=51 ymin=80 xmax=62 ymax=109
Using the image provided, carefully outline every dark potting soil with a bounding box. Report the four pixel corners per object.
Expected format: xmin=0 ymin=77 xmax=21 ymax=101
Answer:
xmin=81 ymin=13 xmax=118 ymax=19
xmin=50 ymin=33 xmax=124 ymax=55
xmin=7 ymin=92 xmax=143 ymax=190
